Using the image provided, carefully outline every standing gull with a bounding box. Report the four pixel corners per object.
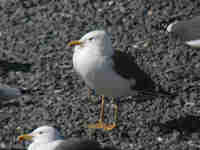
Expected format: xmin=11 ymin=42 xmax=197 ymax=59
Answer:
xmin=68 ymin=30 xmax=172 ymax=130
xmin=167 ymin=16 xmax=200 ymax=48
xmin=18 ymin=126 xmax=117 ymax=150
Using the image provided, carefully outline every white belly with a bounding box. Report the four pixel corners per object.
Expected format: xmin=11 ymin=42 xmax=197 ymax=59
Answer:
xmin=28 ymin=140 xmax=63 ymax=150
xmin=73 ymin=52 xmax=133 ymax=97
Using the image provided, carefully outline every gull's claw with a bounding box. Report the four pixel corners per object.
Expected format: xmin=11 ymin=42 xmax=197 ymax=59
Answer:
xmin=88 ymin=121 xmax=116 ymax=131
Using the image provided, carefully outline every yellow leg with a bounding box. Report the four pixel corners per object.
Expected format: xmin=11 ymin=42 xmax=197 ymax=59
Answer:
xmin=112 ymin=97 xmax=118 ymax=125
xmin=88 ymin=96 xmax=116 ymax=131
xmin=99 ymin=95 xmax=105 ymax=123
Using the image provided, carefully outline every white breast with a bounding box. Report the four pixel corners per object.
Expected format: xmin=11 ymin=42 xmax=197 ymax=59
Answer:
xmin=28 ymin=140 xmax=63 ymax=150
xmin=73 ymin=51 xmax=134 ymax=97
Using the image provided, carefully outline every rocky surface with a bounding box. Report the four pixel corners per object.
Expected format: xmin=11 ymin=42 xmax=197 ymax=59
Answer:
xmin=0 ymin=0 xmax=200 ymax=150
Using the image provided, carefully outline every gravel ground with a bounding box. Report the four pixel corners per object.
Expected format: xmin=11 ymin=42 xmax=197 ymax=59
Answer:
xmin=0 ymin=0 xmax=200 ymax=150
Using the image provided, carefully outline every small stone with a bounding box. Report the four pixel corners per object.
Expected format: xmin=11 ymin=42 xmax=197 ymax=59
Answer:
xmin=148 ymin=9 xmax=153 ymax=16
xmin=0 ymin=142 xmax=6 ymax=148
xmin=157 ymin=137 xmax=163 ymax=142
xmin=78 ymin=0 xmax=88 ymax=5
xmin=108 ymin=1 xmax=114 ymax=6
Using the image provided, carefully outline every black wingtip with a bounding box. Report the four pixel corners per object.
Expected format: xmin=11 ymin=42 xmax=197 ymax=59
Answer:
xmin=138 ymin=87 xmax=177 ymax=99
xmin=156 ymin=87 xmax=178 ymax=99
xmin=19 ymin=88 xmax=34 ymax=95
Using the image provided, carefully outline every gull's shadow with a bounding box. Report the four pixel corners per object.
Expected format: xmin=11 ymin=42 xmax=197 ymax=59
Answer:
xmin=0 ymin=101 xmax=20 ymax=109
xmin=116 ymin=95 xmax=154 ymax=105
xmin=0 ymin=148 xmax=26 ymax=150
xmin=152 ymin=115 xmax=200 ymax=135
xmin=0 ymin=60 xmax=32 ymax=73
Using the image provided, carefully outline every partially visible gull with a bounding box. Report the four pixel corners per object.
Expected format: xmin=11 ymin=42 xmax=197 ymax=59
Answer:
xmin=167 ymin=16 xmax=200 ymax=48
xmin=18 ymin=126 xmax=118 ymax=150
xmin=68 ymin=30 xmax=173 ymax=130
xmin=0 ymin=85 xmax=30 ymax=101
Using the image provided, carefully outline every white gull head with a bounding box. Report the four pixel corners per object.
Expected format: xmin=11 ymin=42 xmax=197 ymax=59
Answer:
xmin=73 ymin=30 xmax=114 ymax=57
xmin=18 ymin=126 xmax=63 ymax=150
xmin=167 ymin=21 xmax=178 ymax=32
xmin=29 ymin=126 xmax=61 ymax=144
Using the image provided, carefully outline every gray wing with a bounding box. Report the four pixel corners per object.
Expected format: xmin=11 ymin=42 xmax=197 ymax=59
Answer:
xmin=112 ymin=51 xmax=175 ymax=97
xmin=112 ymin=51 xmax=156 ymax=91
xmin=172 ymin=16 xmax=200 ymax=41
xmin=54 ymin=139 xmax=118 ymax=150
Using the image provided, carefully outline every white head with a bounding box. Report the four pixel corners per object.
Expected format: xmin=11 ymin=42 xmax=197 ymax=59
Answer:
xmin=18 ymin=126 xmax=62 ymax=144
xmin=68 ymin=30 xmax=114 ymax=56
xmin=167 ymin=21 xmax=178 ymax=32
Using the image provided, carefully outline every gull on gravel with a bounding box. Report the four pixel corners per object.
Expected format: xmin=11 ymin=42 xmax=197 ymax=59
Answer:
xmin=68 ymin=30 xmax=173 ymax=130
xmin=167 ymin=16 xmax=200 ymax=48
xmin=18 ymin=126 xmax=118 ymax=150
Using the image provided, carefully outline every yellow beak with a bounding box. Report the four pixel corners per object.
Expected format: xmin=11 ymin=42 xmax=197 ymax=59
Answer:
xmin=18 ymin=134 xmax=33 ymax=142
xmin=67 ymin=40 xmax=82 ymax=47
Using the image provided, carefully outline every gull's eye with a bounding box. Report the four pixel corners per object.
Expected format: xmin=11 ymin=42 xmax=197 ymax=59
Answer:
xmin=88 ymin=37 xmax=94 ymax=41
xmin=39 ymin=131 xmax=43 ymax=134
